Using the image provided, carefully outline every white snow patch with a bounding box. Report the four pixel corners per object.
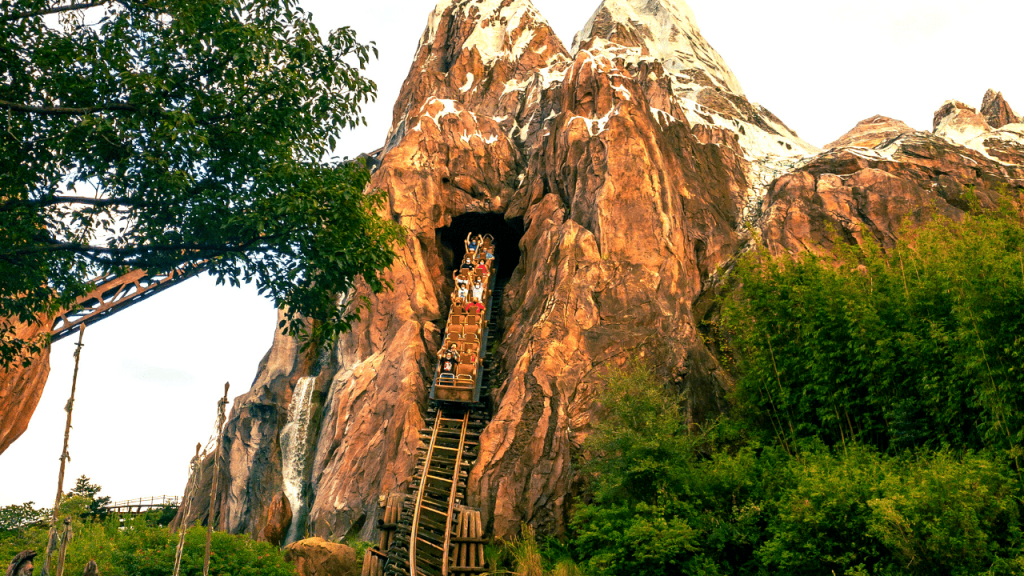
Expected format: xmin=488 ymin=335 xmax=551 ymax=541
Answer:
xmin=502 ymin=77 xmax=531 ymax=96
xmin=567 ymin=107 xmax=621 ymax=137
xmin=572 ymin=0 xmax=745 ymax=95
xmin=419 ymin=97 xmax=463 ymax=129
xmin=460 ymin=73 xmax=475 ymax=93
xmin=460 ymin=0 xmax=543 ymax=64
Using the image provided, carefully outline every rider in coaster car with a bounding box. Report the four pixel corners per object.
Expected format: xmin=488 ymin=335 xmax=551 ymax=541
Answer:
xmin=455 ymin=274 xmax=469 ymax=301
xmin=439 ymin=349 xmax=456 ymax=379
xmin=460 ymin=256 xmax=475 ymax=272
xmin=471 ymin=277 xmax=485 ymax=302
xmin=466 ymin=233 xmax=479 ymax=255
xmin=466 ymin=296 xmax=485 ymax=315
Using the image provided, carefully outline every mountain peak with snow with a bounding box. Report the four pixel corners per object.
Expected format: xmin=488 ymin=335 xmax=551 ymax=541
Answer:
xmin=571 ymin=0 xmax=744 ymax=96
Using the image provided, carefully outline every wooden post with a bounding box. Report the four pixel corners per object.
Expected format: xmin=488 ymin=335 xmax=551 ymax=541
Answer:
xmin=203 ymin=382 xmax=229 ymax=576
xmin=173 ymin=443 xmax=202 ymax=576
xmin=42 ymin=324 xmax=85 ymax=576
xmin=55 ymin=517 xmax=73 ymax=576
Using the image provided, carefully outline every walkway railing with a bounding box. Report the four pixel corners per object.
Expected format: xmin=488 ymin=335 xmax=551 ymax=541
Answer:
xmin=103 ymin=495 xmax=181 ymax=513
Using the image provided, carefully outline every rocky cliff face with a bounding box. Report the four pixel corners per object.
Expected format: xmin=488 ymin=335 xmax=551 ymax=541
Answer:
xmin=824 ymin=115 xmax=913 ymax=150
xmin=173 ymin=0 xmax=1024 ymax=543
xmin=0 ymin=319 xmax=51 ymax=455
xmin=982 ymin=89 xmax=1020 ymax=129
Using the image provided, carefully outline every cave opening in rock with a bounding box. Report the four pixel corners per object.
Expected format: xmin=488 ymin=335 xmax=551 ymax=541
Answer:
xmin=437 ymin=212 xmax=523 ymax=280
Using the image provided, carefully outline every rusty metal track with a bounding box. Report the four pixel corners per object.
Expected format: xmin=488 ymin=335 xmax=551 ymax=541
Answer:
xmin=49 ymin=264 xmax=205 ymax=342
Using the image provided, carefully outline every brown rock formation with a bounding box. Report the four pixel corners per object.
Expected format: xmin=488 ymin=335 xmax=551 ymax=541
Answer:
xmin=177 ymin=0 xmax=1024 ymax=546
xmin=0 ymin=319 xmax=51 ymax=455
xmin=759 ymin=131 xmax=1024 ymax=256
xmin=825 ymin=115 xmax=913 ymax=150
xmin=258 ymin=492 xmax=292 ymax=546
xmin=981 ymin=89 xmax=1020 ymax=129
xmin=284 ymin=538 xmax=358 ymax=576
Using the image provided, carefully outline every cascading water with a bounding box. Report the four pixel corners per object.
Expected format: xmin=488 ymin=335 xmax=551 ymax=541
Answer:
xmin=280 ymin=375 xmax=317 ymax=544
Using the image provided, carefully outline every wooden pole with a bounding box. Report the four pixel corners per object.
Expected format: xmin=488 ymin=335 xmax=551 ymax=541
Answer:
xmin=203 ymin=382 xmax=229 ymax=576
xmin=42 ymin=324 xmax=85 ymax=576
xmin=55 ymin=517 xmax=72 ymax=576
xmin=173 ymin=443 xmax=202 ymax=576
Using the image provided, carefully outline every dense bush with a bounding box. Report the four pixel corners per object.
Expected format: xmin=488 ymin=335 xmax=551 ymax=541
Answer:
xmin=571 ymin=367 xmax=1024 ymax=576
xmin=0 ymin=513 xmax=293 ymax=575
xmin=569 ymin=197 xmax=1024 ymax=575
xmin=719 ymin=197 xmax=1024 ymax=459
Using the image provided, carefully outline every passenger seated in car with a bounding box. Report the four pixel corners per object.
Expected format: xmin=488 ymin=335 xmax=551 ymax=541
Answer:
xmin=466 ymin=233 xmax=479 ymax=255
xmin=460 ymin=256 xmax=475 ymax=272
xmin=447 ymin=344 xmax=461 ymax=363
xmin=439 ymin=350 xmax=456 ymax=379
xmin=455 ymin=275 xmax=469 ymax=300
xmin=466 ymin=297 xmax=485 ymax=315
xmin=471 ymin=277 xmax=485 ymax=302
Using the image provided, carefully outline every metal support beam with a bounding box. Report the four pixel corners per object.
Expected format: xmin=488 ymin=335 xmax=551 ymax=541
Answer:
xmin=49 ymin=264 xmax=206 ymax=342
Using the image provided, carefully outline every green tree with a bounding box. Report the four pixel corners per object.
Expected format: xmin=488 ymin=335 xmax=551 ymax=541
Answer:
xmin=66 ymin=475 xmax=111 ymax=518
xmin=0 ymin=502 xmax=49 ymax=532
xmin=0 ymin=0 xmax=403 ymax=366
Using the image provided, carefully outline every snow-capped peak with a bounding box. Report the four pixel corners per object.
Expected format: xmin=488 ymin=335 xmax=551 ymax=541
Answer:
xmin=423 ymin=0 xmax=555 ymax=65
xmin=572 ymin=0 xmax=744 ymax=95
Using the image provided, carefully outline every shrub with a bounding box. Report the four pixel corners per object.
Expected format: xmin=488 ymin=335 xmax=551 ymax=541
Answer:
xmin=0 ymin=519 xmax=293 ymax=575
xmin=571 ymin=364 xmax=1024 ymax=576
xmin=720 ymin=198 xmax=1024 ymax=461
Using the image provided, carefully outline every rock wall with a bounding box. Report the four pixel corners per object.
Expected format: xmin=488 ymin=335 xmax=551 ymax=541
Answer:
xmin=0 ymin=319 xmax=51 ymax=455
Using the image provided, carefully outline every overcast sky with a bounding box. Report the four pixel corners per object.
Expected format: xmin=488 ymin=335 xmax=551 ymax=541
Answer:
xmin=3 ymin=0 xmax=1022 ymax=507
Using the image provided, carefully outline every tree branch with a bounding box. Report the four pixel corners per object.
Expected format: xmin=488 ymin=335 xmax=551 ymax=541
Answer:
xmin=1 ymin=196 xmax=138 ymax=211
xmin=0 ymin=99 xmax=136 ymax=115
xmin=2 ymin=233 xmax=278 ymax=261
xmin=1 ymin=1 xmax=110 ymax=22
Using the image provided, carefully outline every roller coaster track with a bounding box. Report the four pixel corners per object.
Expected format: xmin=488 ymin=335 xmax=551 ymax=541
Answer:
xmin=363 ymin=242 xmax=508 ymax=576
xmin=48 ymin=264 xmax=207 ymax=342
xmin=383 ymin=407 xmax=487 ymax=576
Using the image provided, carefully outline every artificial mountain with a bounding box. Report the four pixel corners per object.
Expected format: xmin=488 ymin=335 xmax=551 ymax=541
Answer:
xmin=8 ymin=0 xmax=1021 ymax=545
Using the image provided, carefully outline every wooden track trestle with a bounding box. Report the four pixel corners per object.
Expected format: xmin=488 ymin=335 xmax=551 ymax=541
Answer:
xmin=409 ymin=410 xmax=469 ymax=576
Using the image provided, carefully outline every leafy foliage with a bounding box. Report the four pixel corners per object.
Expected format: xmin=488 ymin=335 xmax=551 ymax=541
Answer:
xmin=570 ymin=199 xmax=1024 ymax=575
xmin=720 ymin=196 xmax=1024 ymax=461
xmin=0 ymin=516 xmax=294 ymax=575
xmin=67 ymin=475 xmax=112 ymax=519
xmin=0 ymin=0 xmax=403 ymax=366
xmin=571 ymin=366 xmax=1024 ymax=576
xmin=0 ymin=502 xmax=49 ymax=532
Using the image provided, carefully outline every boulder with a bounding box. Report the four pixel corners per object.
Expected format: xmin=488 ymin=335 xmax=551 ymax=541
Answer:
xmin=284 ymin=538 xmax=358 ymax=576
xmin=258 ymin=492 xmax=292 ymax=546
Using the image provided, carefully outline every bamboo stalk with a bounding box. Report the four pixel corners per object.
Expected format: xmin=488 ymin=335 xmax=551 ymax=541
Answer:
xmin=42 ymin=324 xmax=86 ymax=576
xmin=203 ymin=383 xmax=230 ymax=576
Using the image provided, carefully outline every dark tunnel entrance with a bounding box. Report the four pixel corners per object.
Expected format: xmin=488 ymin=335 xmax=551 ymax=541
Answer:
xmin=436 ymin=212 xmax=523 ymax=280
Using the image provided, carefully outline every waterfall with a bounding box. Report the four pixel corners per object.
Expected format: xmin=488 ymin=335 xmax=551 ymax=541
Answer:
xmin=280 ymin=375 xmax=317 ymax=545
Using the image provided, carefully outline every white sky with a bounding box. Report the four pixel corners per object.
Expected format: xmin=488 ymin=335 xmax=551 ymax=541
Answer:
xmin=3 ymin=0 xmax=1022 ymax=507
